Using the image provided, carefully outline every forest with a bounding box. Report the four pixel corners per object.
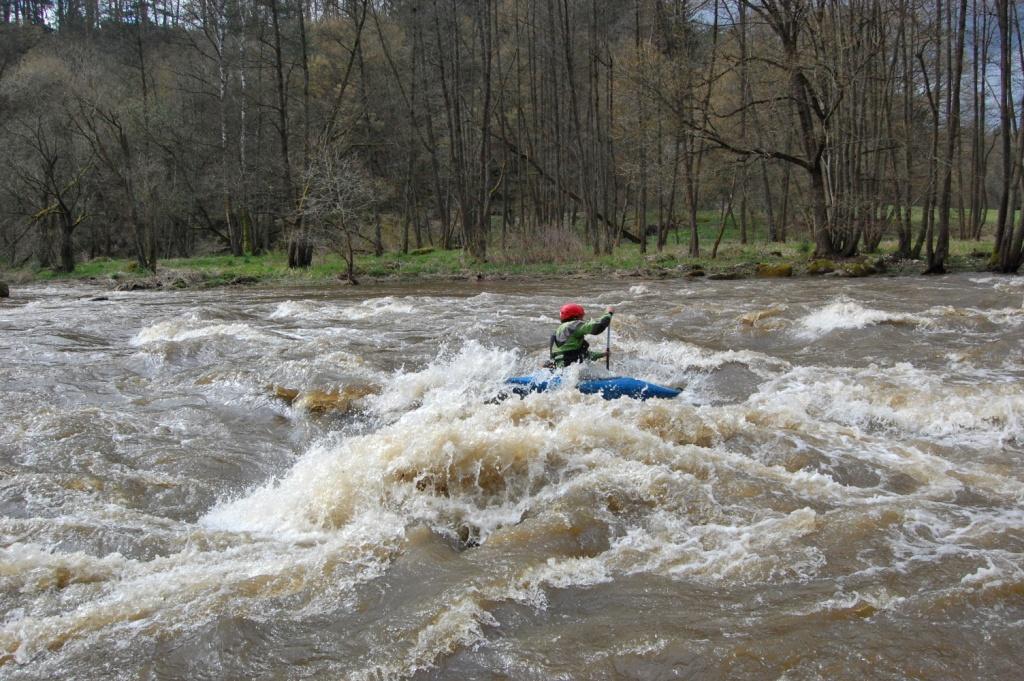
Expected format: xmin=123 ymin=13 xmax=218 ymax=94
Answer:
xmin=1 ymin=0 xmax=1023 ymax=280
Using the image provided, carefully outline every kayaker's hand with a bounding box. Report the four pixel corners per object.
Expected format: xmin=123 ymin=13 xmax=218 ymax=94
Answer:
xmin=606 ymin=306 xmax=614 ymax=315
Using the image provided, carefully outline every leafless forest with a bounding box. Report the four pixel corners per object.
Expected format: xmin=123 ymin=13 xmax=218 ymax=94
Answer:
xmin=1 ymin=0 xmax=1023 ymax=275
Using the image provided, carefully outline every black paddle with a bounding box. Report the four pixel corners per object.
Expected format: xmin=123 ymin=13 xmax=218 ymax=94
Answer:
xmin=605 ymin=310 xmax=611 ymax=370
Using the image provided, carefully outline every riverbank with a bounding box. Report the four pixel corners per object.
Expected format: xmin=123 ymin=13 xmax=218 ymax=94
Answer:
xmin=0 ymin=238 xmax=1004 ymax=293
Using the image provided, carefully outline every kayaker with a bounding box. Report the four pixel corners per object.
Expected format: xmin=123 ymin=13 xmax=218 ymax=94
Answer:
xmin=549 ymin=304 xmax=614 ymax=368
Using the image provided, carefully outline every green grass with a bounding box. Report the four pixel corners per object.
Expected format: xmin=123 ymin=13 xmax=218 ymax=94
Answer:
xmin=13 ymin=235 xmax=996 ymax=286
xmin=10 ymin=201 xmax=1015 ymax=284
xmin=7 ymin=207 xmax=1004 ymax=286
xmin=354 ymin=248 xmax=465 ymax=277
xmin=32 ymin=257 xmax=132 ymax=280
xmin=896 ymin=205 xmax=1020 ymax=226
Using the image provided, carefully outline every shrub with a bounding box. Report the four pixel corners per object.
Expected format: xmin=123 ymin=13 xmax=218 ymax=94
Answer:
xmin=491 ymin=225 xmax=586 ymax=265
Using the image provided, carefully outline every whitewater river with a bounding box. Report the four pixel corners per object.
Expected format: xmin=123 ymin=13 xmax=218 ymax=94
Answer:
xmin=1 ymin=274 xmax=1022 ymax=679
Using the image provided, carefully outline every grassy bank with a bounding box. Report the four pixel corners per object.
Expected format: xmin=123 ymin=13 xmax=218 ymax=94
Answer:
xmin=3 ymin=235 xmax=1000 ymax=290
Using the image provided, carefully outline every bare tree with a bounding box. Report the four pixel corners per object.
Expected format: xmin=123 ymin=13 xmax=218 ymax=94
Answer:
xmin=993 ymin=0 xmax=1024 ymax=272
xmin=925 ymin=0 xmax=968 ymax=273
xmin=299 ymin=145 xmax=377 ymax=283
xmin=2 ymin=47 xmax=95 ymax=272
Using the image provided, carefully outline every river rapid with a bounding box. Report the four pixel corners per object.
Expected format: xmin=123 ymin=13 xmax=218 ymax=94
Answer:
xmin=1 ymin=274 xmax=1023 ymax=680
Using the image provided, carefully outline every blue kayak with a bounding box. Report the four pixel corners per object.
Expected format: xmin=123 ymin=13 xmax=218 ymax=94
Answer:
xmin=505 ymin=375 xmax=680 ymax=400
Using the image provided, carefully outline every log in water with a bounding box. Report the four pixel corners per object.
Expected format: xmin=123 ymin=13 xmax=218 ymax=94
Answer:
xmin=1 ymin=274 xmax=1022 ymax=679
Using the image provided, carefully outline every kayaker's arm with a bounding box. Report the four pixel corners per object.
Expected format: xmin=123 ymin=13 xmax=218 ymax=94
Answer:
xmin=579 ymin=310 xmax=613 ymax=336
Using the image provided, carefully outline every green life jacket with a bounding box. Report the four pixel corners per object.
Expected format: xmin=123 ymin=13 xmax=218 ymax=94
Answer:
xmin=549 ymin=313 xmax=612 ymax=367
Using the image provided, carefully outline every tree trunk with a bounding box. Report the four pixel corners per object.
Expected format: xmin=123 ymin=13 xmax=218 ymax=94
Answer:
xmin=994 ymin=0 xmax=1014 ymax=270
xmin=927 ymin=0 xmax=968 ymax=274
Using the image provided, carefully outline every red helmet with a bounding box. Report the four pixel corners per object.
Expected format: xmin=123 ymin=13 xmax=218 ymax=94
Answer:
xmin=560 ymin=303 xmax=585 ymax=322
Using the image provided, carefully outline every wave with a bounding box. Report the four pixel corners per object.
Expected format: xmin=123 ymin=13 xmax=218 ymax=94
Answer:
xmin=796 ymin=299 xmax=927 ymax=339
xmin=626 ymin=338 xmax=790 ymax=379
xmin=339 ymin=296 xmax=419 ymax=320
xmin=267 ymin=299 xmax=326 ymax=320
xmin=745 ymin=360 xmax=1024 ymax=450
xmin=132 ymin=319 xmax=267 ymax=345
xmin=0 ymin=517 xmax=404 ymax=666
xmin=267 ymin=296 xmax=420 ymax=322
xmin=0 ymin=543 xmax=129 ymax=594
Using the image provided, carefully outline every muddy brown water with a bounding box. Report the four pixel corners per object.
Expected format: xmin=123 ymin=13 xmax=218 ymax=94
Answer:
xmin=1 ymin=274 xmax=1022 ymax=680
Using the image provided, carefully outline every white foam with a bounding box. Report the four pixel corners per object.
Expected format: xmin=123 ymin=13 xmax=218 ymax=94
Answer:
xmin=338 ymin=296 xmax=418 ymax=320
xmin=519 ymin=556 xmax=611 ymax=595
xmin=797 ymin=299 xmax=926 ymax=339
xmin=267 ymin=299 xmax=324 ymax=320
xmin=583 ymin=637 xmax=669 ymax=664
xmin=982 ymin=306 xmax=1024 ymax=326
xmin=960 ymin=556 xmax=1024 ymax=589
xmin=369 ymin=340 xmax=521 ymax=415
xmin=1 ymin=520 xmax=404 ymax=664
xmin=749 ymin=363 xmax=1024 ymax=450
xmin=970 ymin=275 xmax=1024 ymax=298
xmin=267 ymin=296 xmax=421 ymax=323
xmin=404 ymin=596 xmax=497 ymax=675
xmin=0 ymin=543 xmax=128 ymax=593
xmin=627 ymin=339 xmax=790 ymax=378
xmin=809 ymin=589 xmax=907 ymax=616
xmin=604 ymin=507 xmax=823 ymax=583
xmin=132 ymin=320 xmax=266 ymax=345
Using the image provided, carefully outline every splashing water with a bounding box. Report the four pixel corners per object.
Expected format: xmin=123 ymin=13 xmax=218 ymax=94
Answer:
xmin=1 ymin=276 xmax=1022 ymax=679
